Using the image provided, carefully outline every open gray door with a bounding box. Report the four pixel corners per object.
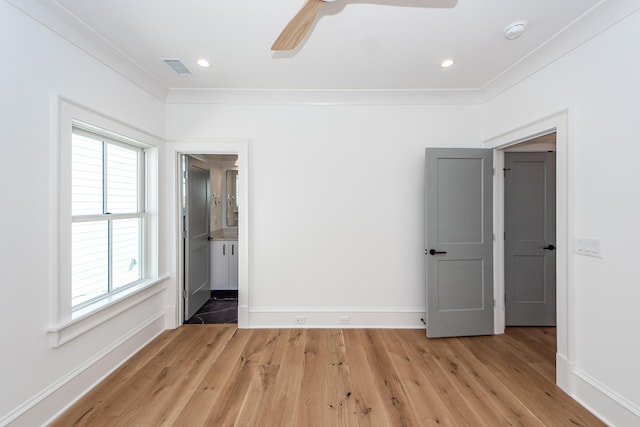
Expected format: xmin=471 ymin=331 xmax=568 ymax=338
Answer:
xmin=184 ymin=156 xmax=211 ymax=320
xmin=505 ymin=152 xmax=556 ymax=326
xmin=425 ymin=148 xmax=494 ymax=338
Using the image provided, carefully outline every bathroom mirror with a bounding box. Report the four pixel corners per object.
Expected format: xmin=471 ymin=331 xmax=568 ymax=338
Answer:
xmin=226 ymin=170 xmax=239 ymax=227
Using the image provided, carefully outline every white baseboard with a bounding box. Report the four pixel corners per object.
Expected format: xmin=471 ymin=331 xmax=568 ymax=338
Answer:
xmin=238 ymin=304 xmax=249 ymax=328
xmin=572 ymin=369 xmax=640 ymax=427
xmin=2 ymin=313 xmax=165 ymax=427
xmin=556 ymin=353 xmax=640 ymax=426
xmin=248 ymin=307 xmax=427 ymax=329
xmin=556 ymin=353 xmax=575 ymax=394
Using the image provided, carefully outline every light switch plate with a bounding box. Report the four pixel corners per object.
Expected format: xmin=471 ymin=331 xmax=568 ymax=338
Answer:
xmin=575 ymin=237 xmax=602 ymax=258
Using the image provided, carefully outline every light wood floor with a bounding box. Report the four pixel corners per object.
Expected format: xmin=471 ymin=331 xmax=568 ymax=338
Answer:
xmin=52 ymin=326 xmax=604 ymax=426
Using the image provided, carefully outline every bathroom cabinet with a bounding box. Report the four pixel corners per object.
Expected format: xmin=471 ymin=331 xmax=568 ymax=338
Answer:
xmin=210 ymin=239 xmax=238 ymax=290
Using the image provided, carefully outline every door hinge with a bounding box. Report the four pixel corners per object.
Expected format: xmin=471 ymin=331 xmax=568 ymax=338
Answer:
xmin=182 ymin=289 xmax=187 ymax=299
xmin=182 ymin=229 xmax=187 ymax=239
xmin=503 ymin=167 xmax=511 ymax=177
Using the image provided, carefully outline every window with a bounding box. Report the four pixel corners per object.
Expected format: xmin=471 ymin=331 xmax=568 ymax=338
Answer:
xmin=48 ymin=100 xmax=162 ymax=347
xmin=71 ymin=127 xmax=146 ymax=308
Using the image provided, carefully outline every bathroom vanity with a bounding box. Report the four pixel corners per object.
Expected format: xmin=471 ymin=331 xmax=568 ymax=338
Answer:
xmin=210 ymin=237 xmax=238 ymax=290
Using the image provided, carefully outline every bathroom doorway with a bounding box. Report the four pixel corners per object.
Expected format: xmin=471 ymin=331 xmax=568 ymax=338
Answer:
xmin=168 ymin=138 xmax=249 ymax=329
xmin=182 ymin=154 xmax=239 ymax=324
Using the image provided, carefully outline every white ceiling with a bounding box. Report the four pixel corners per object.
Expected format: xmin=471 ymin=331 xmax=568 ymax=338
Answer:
xmin=50 ymin=0 xmax=604 ymax=91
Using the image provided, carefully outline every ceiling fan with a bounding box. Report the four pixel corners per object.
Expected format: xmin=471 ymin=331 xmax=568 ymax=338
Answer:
xmin=272 ymin=0 xmax=334 ymax=51
xmin=271 ymin=0 xmax=457 ymax=51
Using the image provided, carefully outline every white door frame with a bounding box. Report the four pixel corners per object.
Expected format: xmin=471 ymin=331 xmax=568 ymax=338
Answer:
xmin=166 ymin=138 xmax=250 ymax=329
xmin=484 ymin=110 xmax=574 ymax=393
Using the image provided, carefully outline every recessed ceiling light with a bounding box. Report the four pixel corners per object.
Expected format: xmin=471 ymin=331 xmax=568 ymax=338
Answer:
xmin=440 ymin=59 xmax=455 ymax=68
xmin=504 ymin=21 xmax=526 ymax=40
xmin=196 ymin=58 xmax=210 ymax=68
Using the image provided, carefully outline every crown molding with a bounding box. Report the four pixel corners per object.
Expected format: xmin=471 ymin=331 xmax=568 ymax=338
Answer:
xmin=7 ymin=0 xmax=168 ymax=101
xmin=8 ymin=0 xmax=640 ymax=107
xmin=481 ymin=0 xmax=640 ymax=102
xmin=164 ymin=88 xmax=483 ymax=106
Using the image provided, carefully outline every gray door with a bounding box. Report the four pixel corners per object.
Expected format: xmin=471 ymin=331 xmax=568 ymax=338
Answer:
xmin=184 ymin=156 xmax=211 ymax=320
xmin=425 ymin=148 xmax=494 ymax=338
xmin=505 ymin=152 xmax=556 ymax=326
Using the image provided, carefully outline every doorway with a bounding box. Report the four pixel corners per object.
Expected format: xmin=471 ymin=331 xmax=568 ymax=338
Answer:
xmin=492 ymin=124 xmax=568 ymax=387
xmin=167 ymin=138 xmax=249 ymax=329
xmin=182 ymin=154 xmax=239 ymax=324
xmin=503 ymin=135 xmax=557 ymax=326
xmin=486 ymin=111 xmax=573 ymax=392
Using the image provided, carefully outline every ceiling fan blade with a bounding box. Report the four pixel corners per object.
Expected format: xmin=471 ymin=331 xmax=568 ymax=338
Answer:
xmin=272 ymin=0 xmax=325 ymax=51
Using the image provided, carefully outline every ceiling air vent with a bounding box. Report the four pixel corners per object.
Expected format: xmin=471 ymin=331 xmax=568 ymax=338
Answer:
xmin=162 ymin=59 xmax=191 ymax=75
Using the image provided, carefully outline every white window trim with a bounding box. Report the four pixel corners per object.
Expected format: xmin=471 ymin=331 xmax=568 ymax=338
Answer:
xmin=48 ymin=97 xmax=164 ymax=347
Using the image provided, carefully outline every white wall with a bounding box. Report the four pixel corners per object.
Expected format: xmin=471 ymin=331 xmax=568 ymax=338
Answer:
xmin=0 ymin=3 xmax=167 ymax=425
xmin=166 ymin=103 xmax=481 ymax=324
xmin=482 ymin=8 xmax=640 ymax=426
xmin=5 ymin=0 xmax=639 ymax=424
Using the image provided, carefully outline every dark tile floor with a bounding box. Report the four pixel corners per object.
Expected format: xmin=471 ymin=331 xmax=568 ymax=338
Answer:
xmin=184 ymin=292 xmax=238 ymax=324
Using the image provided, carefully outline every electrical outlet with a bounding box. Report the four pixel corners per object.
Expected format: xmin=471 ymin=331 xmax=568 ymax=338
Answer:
xmin=575 ymin=237 xmax=602 ymax=258
xmin=338 ymin=316 xmax=351 ymax=325
xmin=294 ymin=316 xmax=306 ymax=325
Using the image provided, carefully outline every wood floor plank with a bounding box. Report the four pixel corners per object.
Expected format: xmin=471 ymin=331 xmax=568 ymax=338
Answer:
xmin=389 ymin=329 xmax=485 ymax=426
xmin=427 ymin=337 xmax=515 ymax=426
xmin=462 ymin=334 xmax=606 ymax=427
xmin=200 ymin=329 xmax=272 ymax=426
xmin=155 ymin=325 xmax=237 ymax=426
xmin=382 ymin=329 xmax=457 ymax=426
xmin=295 ymin=329 xmax=359 ymax=426
xmin=324 ymin=329 xmax=359 ymax=425
xmin=52 ymin=326 xmax=606 ymax=427
xmin=351 ymin=329 xmax=422 ymax=426
xmin=50 ymin=329 xmax=178 ymax=426
xmin=503 ymin=327 xmax=558 ymax=385
xmin=296 ymin=329 xmax=329 ymax=425
xmin=101 ymin=326 xmax=231 ymax=426
xmin=504 ymin=328 xmax=554 ymax=364
xmin=342 ymin=329 xmax=397 ymax=426
xmin=171 ymin=328 xmax=254 ymax=426
xmin=250 ymin=329 xmax=307 ymax=427
xmin=232 ymin=329 xmax=288 ymax=426
xmin=442 ymin=338 xmax=546 ymax=426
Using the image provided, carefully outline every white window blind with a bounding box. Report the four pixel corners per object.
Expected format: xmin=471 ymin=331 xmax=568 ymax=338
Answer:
xmin=71 ymin=127 xmax=145 ymax=308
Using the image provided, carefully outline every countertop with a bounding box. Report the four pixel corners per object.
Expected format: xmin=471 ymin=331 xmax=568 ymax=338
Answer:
xmin=209 ymin=231 xmax=238 ymax=241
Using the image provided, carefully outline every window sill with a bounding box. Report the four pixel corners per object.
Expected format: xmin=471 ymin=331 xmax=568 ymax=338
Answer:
xmin=47 ymin=277 xmax=168 ymax=347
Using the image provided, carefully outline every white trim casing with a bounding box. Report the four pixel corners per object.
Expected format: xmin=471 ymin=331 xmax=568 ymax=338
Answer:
xmin=47 ymin=278 xmax=167 ymax=347
xmin=51 ymin=97 xmax=163 ymax=343
xmin=484 ymin=110 xmax=570 ymax=366
xmin=479 ymin=112 xmax=640 ymax=425
xmin=165 ymin=139 xmax=250 ymax=329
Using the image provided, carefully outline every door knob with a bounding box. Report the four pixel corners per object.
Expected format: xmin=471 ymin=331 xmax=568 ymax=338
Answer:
xmin=429 ymin=249 xmax=448 ymax=255
xmin=543 ymin=244 xmax=556 ymax=250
